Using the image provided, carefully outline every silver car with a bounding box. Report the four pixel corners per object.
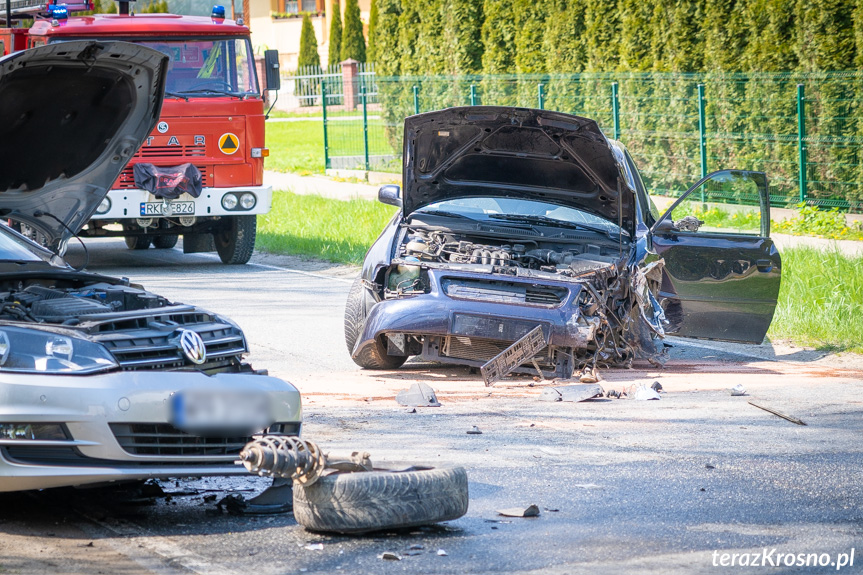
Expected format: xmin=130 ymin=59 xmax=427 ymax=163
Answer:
xmin=0 ymin=41 xmax=301 ymax=492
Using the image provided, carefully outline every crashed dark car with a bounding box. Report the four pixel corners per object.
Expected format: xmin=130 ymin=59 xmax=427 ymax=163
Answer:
xmin=345 ymin=106 xmax=782 ymax=381
xmin=0 ymin=41 xmax=300 ymax=492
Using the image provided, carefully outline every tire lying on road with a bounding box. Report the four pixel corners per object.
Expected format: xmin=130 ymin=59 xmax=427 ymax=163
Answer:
xmin=344 ymin=277 xmax=408 ymax=370
xmin=293 ymin=466 xmax=469 ymax=534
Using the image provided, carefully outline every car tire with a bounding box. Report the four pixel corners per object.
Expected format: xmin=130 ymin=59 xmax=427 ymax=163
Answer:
xmin=344 ymin=277 xmax=407 ymax=370
xmin=293 ymin=466 xmax=469 ymax=534
xmin=215 ymin=215 xmax=256 ymax=265
xmin=152 ymin=234 xmax=179 ymax=249
xmin=124 ymin=235 xmax=152 ymax=250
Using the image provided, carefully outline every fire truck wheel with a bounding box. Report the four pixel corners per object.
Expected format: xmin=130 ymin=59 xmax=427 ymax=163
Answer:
xmin=293 ymin=466 xmax=469 ymax=534
xmin=215 ymin=215 xmax=256 ymax=265
xmin=124 ymin=235 xmax=152 ymax=250
xmin=153 ymin=235 xmax=179 ymax=249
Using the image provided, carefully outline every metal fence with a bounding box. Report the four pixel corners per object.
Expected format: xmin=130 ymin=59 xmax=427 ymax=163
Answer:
xmin=279 ymin=69 xmax=863 ymax=211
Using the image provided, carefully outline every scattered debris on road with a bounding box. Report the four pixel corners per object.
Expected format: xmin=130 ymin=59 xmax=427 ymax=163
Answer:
xmin=730 ymin=384 xmax=748 ymax=396
xmin=437 ymin=549 xmax=448 ymax=556
xmin=380 ymin=552 xmax=402 ymax=561
xmin=481 ymin=326 xmax=548 ymax=387
xmin=539 ymin=383 xmax=604 ymax=403
xmin=630 ymin=383 xmax=661 ymax=400
xmin=396 ymin=382 xmax=441 ymax=407
xmin=497 ymin=504 xmax=540 ymax=518
xmin=651 ymin=381 xmax=663 ymax=392
xmin=467 ymin=426 xmax=483 ymax=435
xmin=748 ymin=400 xmax=807 ymax=426
xmin=305 ymin=543 xmax=324 ymax=551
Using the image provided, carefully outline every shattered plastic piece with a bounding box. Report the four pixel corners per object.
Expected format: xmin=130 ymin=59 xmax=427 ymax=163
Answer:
xmin=305 ymin=543 xmax=324 ymax=551
xmin=380 ymin=552 xmax=402 ymax=561
xmin=748 ymin=400 xmax=806 ymax=426
xmin=396 ymin=383 xmax=441 ymax=407
xmin=539 ymin=383 xmax=604 ymax=403
xmin=497 ymin=504 xmax=540 ymax=518
xmin=467 ymin=426 xmax=483 ymax=435
xmin=730 ymin=384 xmax=747 ymax=396
xmin=651 ymin=381 xmax=663 ymax=392
xmin=630 ymin=383 xmax=661 ymax=400
xmin=405 ymin=408 xmax=417 ymax=414
xmin=437 ymin=549 xmax=448 ymax=556
xmin=408 ymin=544 xmax=424 ymax=550
xmin=705 ymin=463 xmax=716 ymax=469
xmin=606 ymin=389 xmax=625 ymax=399
xmin=578 ymin=366 xmax=601 ymax=383
xmin=481 ymin=326 xmax=547 ymax=386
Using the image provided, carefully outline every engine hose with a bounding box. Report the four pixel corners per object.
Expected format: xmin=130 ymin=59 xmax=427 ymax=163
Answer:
xmin=239 ymin=436 xmax=327 ymax=486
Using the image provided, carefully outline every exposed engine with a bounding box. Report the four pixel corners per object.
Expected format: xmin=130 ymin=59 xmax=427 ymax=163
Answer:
xmin=0 ymin=282 xmax=169 ymax=324
xmin=398 ymin=229 xmax=622 ymax=277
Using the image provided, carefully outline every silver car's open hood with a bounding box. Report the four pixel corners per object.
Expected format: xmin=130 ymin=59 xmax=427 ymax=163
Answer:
xmin=402 ymin=107 xmax=634 ymax=232
xmin=0 ymin=41 xmax=167 ymax=252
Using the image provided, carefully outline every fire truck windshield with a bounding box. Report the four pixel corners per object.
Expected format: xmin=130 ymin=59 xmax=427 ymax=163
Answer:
xmin=51 ymin=37 xmax=259 ymax=97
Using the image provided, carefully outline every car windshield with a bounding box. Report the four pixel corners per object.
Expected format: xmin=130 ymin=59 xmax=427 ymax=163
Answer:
xmin=413 ymin=197 xmax=624 ymax=235
xmin=0 ymin=222 xmax=58 ymax=264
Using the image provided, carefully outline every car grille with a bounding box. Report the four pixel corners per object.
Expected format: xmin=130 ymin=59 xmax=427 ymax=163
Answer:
xmin=442 ymin=278 xmax=567 ymax=307
xmin=90 ymin=311 xmax=247 ymax=371
xmin=114 ymin=162 xmax=210 ymax=189
xmin=110 ymin=424 xmax=251 ymax=457
xmin=443 ymin=335 xmax=552 ymax=364
xmin=138 ymin=145 xmax=207 ymax=158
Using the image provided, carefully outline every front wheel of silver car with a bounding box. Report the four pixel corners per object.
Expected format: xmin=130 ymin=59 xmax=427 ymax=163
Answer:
xmin=344 ymin=277 xmax=407 ymax=370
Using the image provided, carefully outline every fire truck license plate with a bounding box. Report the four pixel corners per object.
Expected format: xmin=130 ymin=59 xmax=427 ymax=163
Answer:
xmin=140 ymin=201 xmax=195 ymax=216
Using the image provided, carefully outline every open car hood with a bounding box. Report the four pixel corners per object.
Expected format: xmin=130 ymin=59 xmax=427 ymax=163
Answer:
xmin=402 ymin=107 xmax=633 ymax=232
xmin=0 ymin=41 xmax=168 ymax=252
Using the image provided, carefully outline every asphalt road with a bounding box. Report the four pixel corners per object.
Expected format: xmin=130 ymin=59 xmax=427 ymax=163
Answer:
xmin=1 ymin=240 xmax=862 ymax=575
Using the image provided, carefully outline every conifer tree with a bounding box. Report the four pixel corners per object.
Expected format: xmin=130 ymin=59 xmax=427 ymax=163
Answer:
xmin=327 ymin=1 xmax=342 ymax=67
xmin=367 ymin=0 xmax=379 ymax=63
xmin=445 ymin=0 xmax=483 ymax=75
xmin=617 ymin=0 xmax=653 ymax=71
xmin=480 ymin=0 xmax=516 ymax=74
xmin=341 ymin=0 xmax=366 ymax=63
xmin=398 ymin=1 xmax=421 ymax=75
xmin=298 ymin=12 xmax=321 ymax=69
xmin=583 ymin=0 xmax=619 ymax=72
xmin=375 ymin=0 xmax=401 ymax=75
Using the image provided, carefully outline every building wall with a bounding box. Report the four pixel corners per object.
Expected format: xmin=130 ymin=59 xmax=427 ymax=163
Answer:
xmin=247 ymin=0 xmax=368 ymax=72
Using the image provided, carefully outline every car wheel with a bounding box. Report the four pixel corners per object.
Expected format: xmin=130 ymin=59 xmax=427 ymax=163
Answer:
xmin=293 ymin=466 xmax=468 ymax=534
xmin=124 ymin=235 xmax=152 ymax=250
xmin=152 ymin=234 xmax=179 ymax=249
xmin=215 ymin=215 xmax=256 ymax=265
xmin=344 ymin=277 xmax=407 ymax=369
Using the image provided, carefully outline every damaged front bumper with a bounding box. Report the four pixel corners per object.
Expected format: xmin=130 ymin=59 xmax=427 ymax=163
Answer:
xmin=352 ymin=269 xmax=600 ymax=377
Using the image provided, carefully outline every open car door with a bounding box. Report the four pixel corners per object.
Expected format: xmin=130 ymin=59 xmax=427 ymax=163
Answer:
xmin=649 ymin=170 xmax=781 ymax=343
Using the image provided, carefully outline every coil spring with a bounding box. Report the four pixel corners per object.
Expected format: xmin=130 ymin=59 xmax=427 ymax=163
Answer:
xmin=239 ymin=436 xmax=326 ymax=486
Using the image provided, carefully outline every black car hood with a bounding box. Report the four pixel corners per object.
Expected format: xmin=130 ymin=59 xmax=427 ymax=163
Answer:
xmin=402 ymin=107 xmax=633 ymax=232
xmin=0 ymin=41 xmax=168 ymax=252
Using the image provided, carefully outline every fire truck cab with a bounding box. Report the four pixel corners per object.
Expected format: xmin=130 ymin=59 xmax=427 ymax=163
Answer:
xmin=3 ymin=1 xmax=278 ymax=264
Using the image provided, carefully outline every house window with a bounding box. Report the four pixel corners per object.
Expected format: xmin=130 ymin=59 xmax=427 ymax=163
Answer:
xmin=280 ymin=0 xmax=316 ymax=12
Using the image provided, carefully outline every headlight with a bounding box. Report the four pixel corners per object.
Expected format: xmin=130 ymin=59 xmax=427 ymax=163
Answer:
xmin=95 ymin=197 xmax=112 ymax=215
xmin=239 ymin=192 xmax=256 ymax=210
xmin=0 ymin=327 xmax=118 ymax=374
xmin=221 ymin=193 xmax=238 ymax=210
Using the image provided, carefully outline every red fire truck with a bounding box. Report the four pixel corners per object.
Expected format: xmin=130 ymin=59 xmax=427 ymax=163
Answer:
xmin=1 ymin=0 xmax=280 ymax=264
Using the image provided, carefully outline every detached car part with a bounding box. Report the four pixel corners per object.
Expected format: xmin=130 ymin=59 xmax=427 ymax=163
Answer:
xmin=241 ymin=436 xmax=469 ymax=534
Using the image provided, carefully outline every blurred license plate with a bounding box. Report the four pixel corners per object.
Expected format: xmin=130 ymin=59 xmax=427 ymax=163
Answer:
xmin=170 ymin=390 xmax=271 ymax=435
xmin=140 ymin=201 xmax=195 ymax=216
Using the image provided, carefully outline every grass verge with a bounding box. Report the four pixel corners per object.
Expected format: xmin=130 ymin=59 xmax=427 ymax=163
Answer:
xmin=768 ymin=247 xmax=863 ymax=353
xmin=257 ymin=192 xmax=397 ymax=264
xmin=265 ymin=120 xmax=325 ymax=174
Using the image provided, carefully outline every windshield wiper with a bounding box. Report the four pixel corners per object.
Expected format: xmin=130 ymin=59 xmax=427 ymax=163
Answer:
xmin=411 ymin=210 xmax=476 ymax=220
xmin=487 ymin=213 xmax=621 ymax=238
xmin=165 ymin=91 xmax=189 ymax=101
xmin=175 ymin=88 xmax=245 ymax=98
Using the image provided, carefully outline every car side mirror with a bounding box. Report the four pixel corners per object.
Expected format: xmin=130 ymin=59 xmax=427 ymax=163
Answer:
xmin=653 ymin=218 xmax=676 ymax=234
xmin=378 ymin=185 xmax=402 ymax=207
xmin=264 ymin=50 xmax=281 ymax=91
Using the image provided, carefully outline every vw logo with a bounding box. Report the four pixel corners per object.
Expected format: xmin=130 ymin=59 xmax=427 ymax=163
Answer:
xmin=157 ymin=121 xmax=169 ymax=133
xmin=177 ymin=329 xmax=207 ymax=365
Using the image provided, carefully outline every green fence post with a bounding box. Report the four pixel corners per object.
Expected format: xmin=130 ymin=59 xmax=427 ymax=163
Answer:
xmin=538 ymin=83 xmax=545 ymax=110
xmin=361 ymin=80 xmax=370 ymax=172
xmin=321 ymin=79 xmax=329 ymax=170
xmin=697 ymin=84 xmax=707 ymax=180
xmin=611 ymin=82 xmax=620 ymax=140
xmin=413 ymin=85 xmax=420 ymax=115
xmin=470 ymin=84 xmax=477 ymax=106
xmin=797 ymin=84 xmax=807 ymax=203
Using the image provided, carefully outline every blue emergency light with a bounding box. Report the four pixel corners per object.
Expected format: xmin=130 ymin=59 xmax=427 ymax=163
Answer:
xmin=211 ymin=5 xmax=225 ymax=19
xmin=50 ymin=4 xmax=69 ymax=19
